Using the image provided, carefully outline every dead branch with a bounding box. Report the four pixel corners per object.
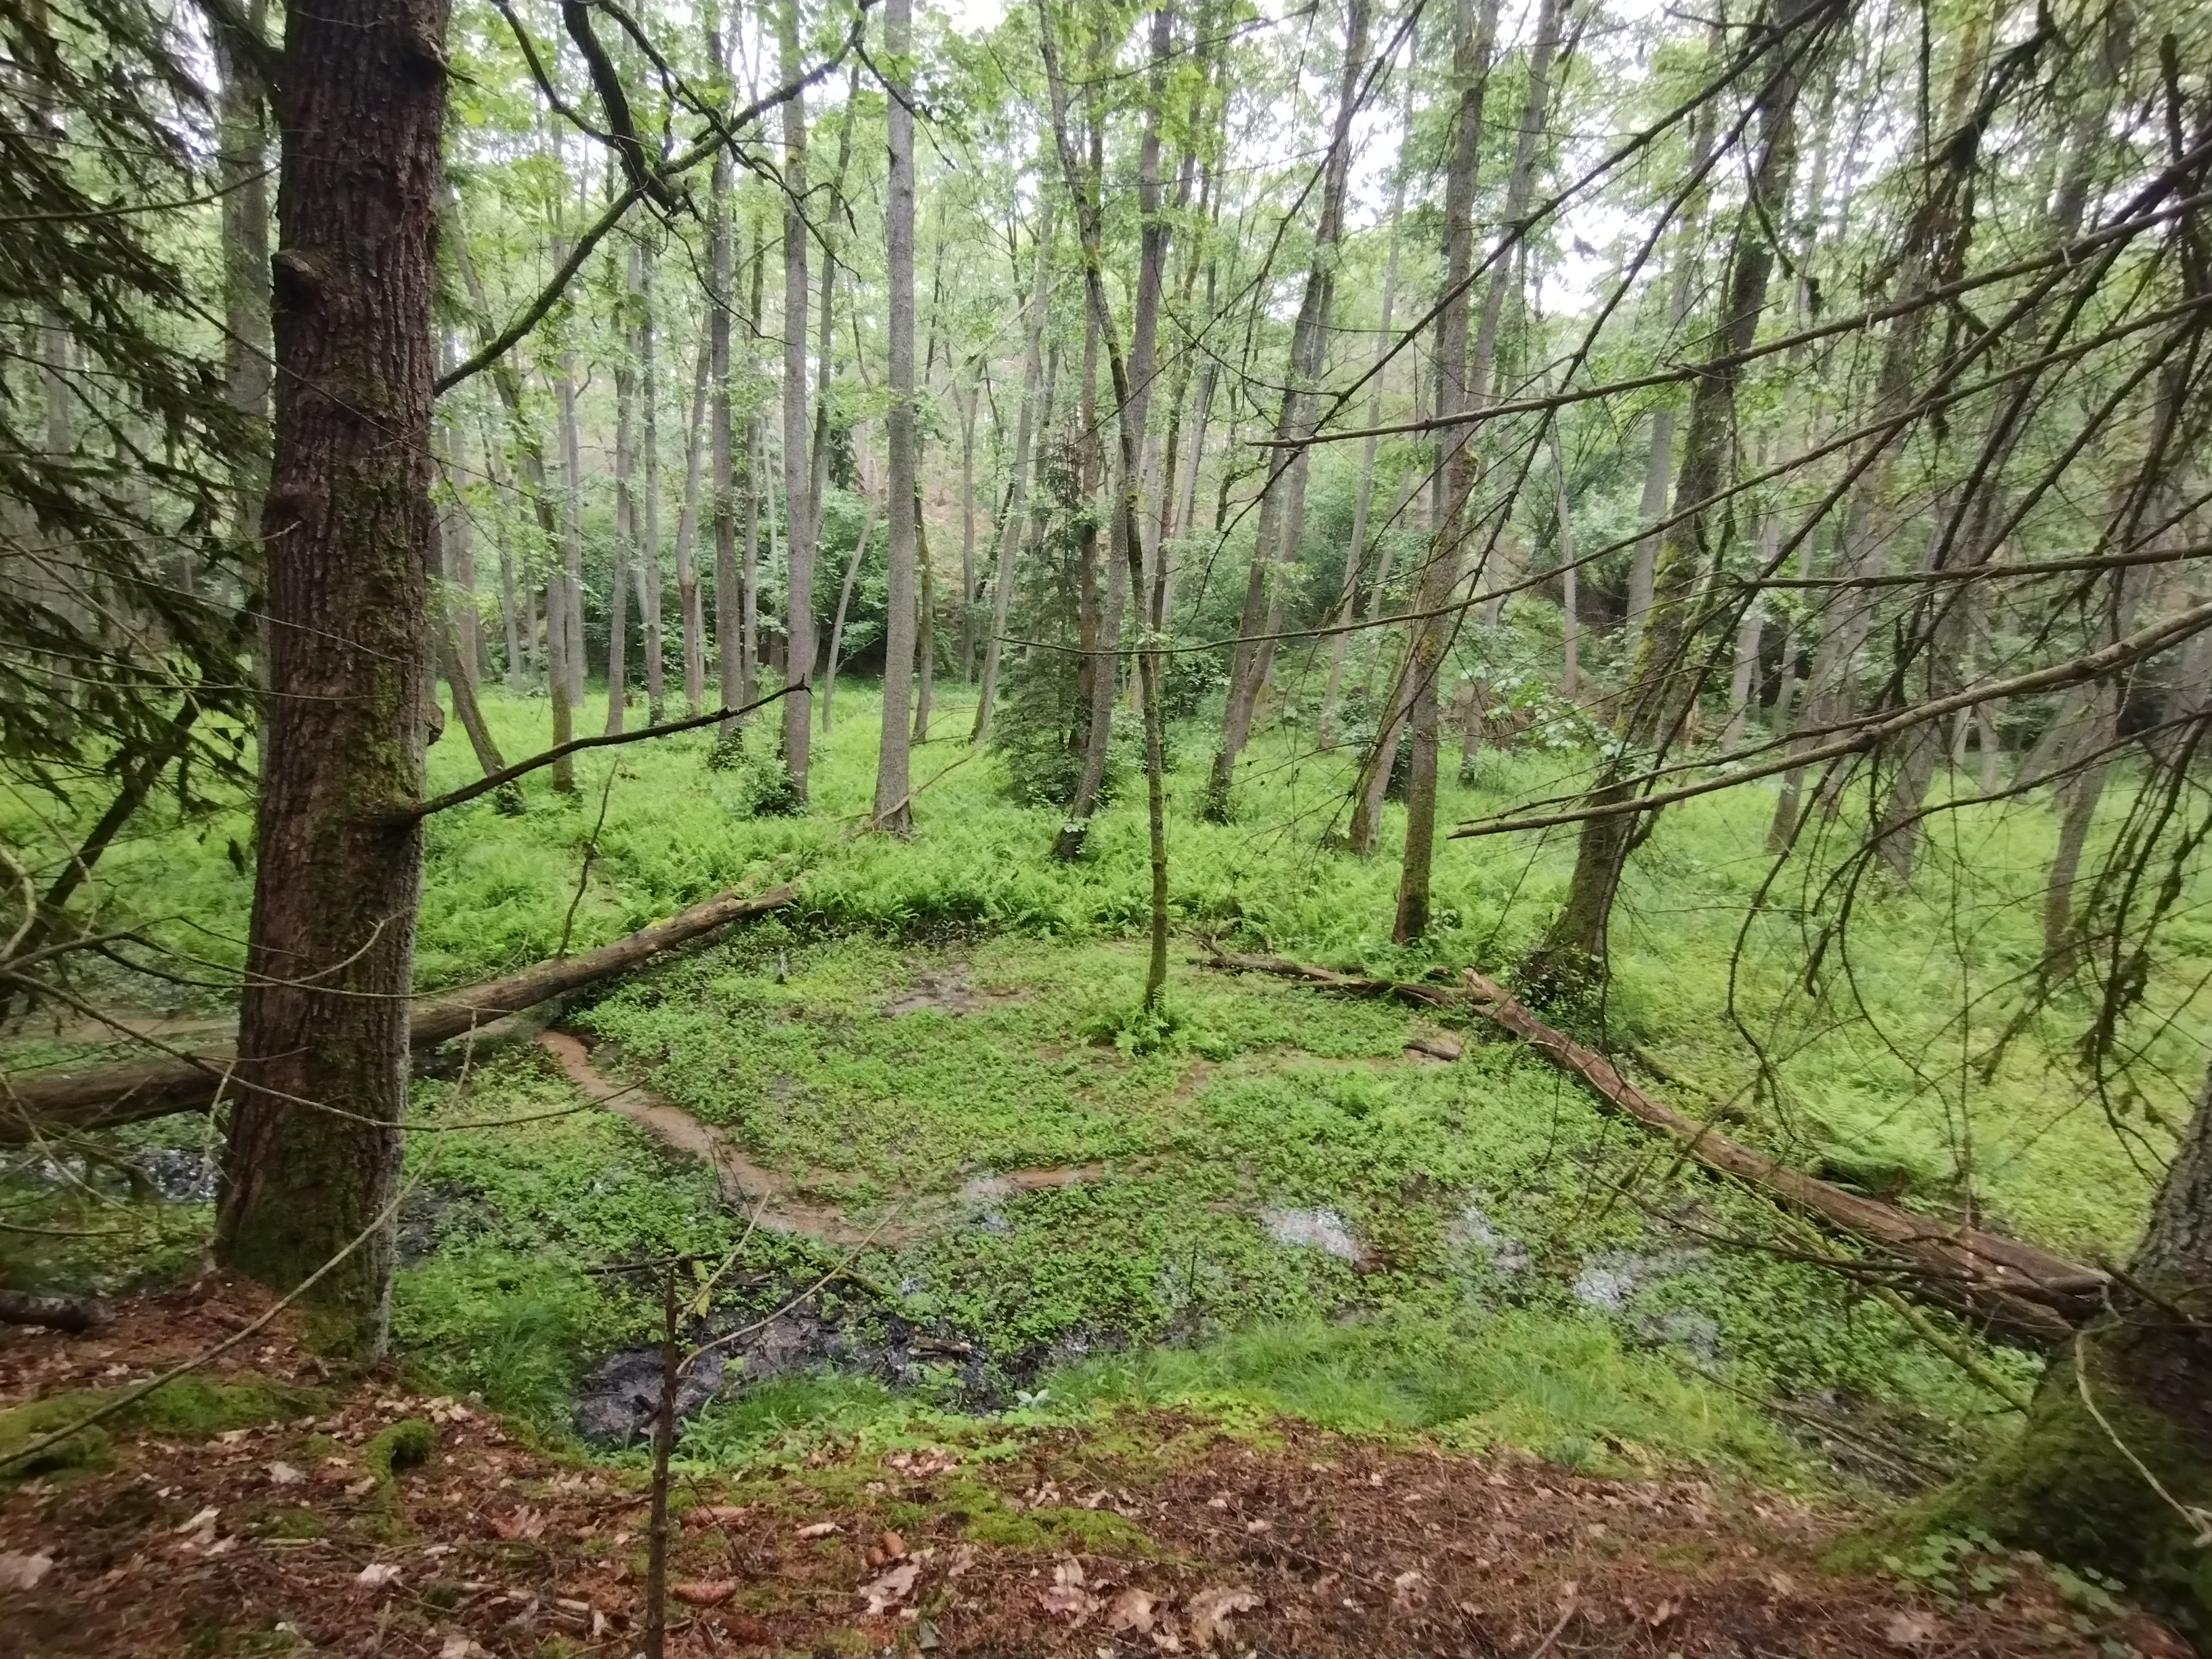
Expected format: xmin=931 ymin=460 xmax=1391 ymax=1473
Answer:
xmin=1201 ymin=948 xmax=2106 ymax=1344
xmin=0 ymin=884 xmax=794 ymax=1145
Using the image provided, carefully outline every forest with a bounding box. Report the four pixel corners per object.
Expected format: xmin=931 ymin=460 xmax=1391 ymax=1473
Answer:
xmin=2 ymin=0 xmax=2211 ymax=1650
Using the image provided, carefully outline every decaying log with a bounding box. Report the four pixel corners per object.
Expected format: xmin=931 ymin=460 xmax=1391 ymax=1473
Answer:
xmin=1203 ymin=948 xmax=2108 ymax=1345
xmin=0 ymin=1288 xmax=106 ymax=1332
xmin=0 ymin=884 xmax=794 ymax=1145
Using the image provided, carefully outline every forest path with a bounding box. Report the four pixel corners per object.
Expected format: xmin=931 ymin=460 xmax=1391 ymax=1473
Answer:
xmin=535 ymin=1026 xmax=1107 ymax=1246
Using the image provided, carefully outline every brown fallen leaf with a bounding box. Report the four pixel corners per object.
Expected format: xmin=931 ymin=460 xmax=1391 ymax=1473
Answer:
xmin=0 ymin=1552 xmax=54 ymax=1592
xmin=1646 ymin=1597 xmax=1681 ymax=1628
xmin=859 ymin=1559 xmax=921 ymax=1616
xmin=1107 ymin=1588 xmax=1159 ymax=1635
xmin=671 ymin=1580 xmax=739 ymax=1607
xmin=491 ymin=1506 xmax=546 ymax=1540
xmin=1042 ymin=1558 xmax=1100 ymax=1621
xmin=796 ymin=1520 xmax=842 ymax=1540
xmin=1185 ymin=1585 xmax=1261 ymax=1652
xmin=1884 ymin=1609 xmax=1942 ymax=1650
xmin=685 ymin=1504 xmax=747 ymax=1530
xmin=438 ymin=1637 xmax=489 ymax=1659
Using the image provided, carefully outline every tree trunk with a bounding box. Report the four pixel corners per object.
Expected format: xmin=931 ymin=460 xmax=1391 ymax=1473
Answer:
xmin=1345 ymin=0 xmax=1501 ymax=860
xmin=1319 ymin=43 xmax=1413 ymax=750
xmin=605 ymin=255 xmax=636 ymax=738
xmin=213 ymin=0 xmax=450 ymax=1357
xmin=973 ymin=193 xmax=1054 ymax=745
xmin=822 ymin=493 xmax=878 ymax=733
xmin=1041 ymin=0 xmax=1176 ymax=997
xmin=638 ymin=239 xmax=665 ymax=723
xmin=707 ymin=132 xmax=741 ymax=741
xmin=674 ymin=322 xmax=710 ymax=716
xmin=1203 ymin=0 xmax=1370 ymax=822
xmin=959 ymin=382 xmax=979 ymax=680
xmin=777 ymin=0 xmax=815 ymax=796
xmin=555 ymin=355 xmax=588 ymax=707
xmin=211 ymin=0 xmax=272 ymax=539
xmin=875 ymin=0 xmax=919 ymax=833
xmin=1525 ymin=1 xmax=1809 ymax=991
xmin=1548 ymin=418 xmax=1580 ymax=699
xmin=1900 ymin=1056 xmax=2212 ymax=1624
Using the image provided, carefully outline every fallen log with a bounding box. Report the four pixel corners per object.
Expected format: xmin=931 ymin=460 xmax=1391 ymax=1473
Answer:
xmin=0 ymin=884 xmax=795 ymax=1144
xmin=1203 ymin=948 xmax=2108 ymax=1345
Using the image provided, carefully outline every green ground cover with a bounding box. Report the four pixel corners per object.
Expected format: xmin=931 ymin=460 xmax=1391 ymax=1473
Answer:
xmin=5 ymin=677 xmax=2198 ymax=1491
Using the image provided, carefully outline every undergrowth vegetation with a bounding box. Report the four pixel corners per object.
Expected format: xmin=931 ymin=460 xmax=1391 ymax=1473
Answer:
xmin=3 ymin=677 xmax=2196 ymax=1492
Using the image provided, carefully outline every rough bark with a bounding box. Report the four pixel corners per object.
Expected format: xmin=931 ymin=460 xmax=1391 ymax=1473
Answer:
xmin=1893 ymin=1057 xmax=2212 ymax=1623
xmin=213 ymin=0 xmax=451 ymax=1357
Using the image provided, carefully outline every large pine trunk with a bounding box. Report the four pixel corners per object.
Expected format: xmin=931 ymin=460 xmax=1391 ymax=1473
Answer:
xmin=213 ymin=0 xmax=450 ymax=1357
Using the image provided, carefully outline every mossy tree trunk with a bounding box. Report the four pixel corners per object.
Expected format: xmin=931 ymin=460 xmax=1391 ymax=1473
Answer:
xmin=1901 ymin=1063 xmax=2212 ymax=1620
xmin=215 ymin=0 xmax=450 ymax=1358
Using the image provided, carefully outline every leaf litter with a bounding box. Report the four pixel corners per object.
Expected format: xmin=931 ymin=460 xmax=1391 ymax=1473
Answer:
xmin=0 ymin=1277 xmax=2192 ymax=1658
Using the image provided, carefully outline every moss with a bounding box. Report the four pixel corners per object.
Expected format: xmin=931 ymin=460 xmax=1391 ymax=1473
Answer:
xmin=0 ymin=1373 xmax=327 ymax=1478
xmin=363 ymin=1416 xmax=437 ymax=1483
xmin=1844 ymin=1340 xmax=2212 ymax=1624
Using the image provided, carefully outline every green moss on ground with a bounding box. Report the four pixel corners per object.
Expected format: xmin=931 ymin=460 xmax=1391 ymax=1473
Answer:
xmin=1854 ymin=1340 xmax=2212 ymax=1624
xmin=0 ymin=1373 xmax=327 ymax=1477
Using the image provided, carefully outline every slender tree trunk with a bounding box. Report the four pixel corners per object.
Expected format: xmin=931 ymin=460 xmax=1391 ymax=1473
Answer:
xmin=1347 ymin=0 xmax=1503 ymax=860
xmin=1527 ymin=0 xmax=1811 ymax=989
xmin=674 ymin=325 xmax=710 ymax=716
xmin=823 ymin=493 xmax=878 ymax=733
xmin=606 ymin=260 xmax=636 ymax=738
xmin=1319 ymin=49 xmax=1413 ymax=749
xmin=214 ymin=0 xmax=450 ymax=1356
xmin=875 ymin=0 xmax=919 ymax=832
xmin=707 ymin=135 xmax=741 ymax=741
xmin=915 ymin=494 xmax=937 ymax=741
xmin=777 ymin=0 xmax=815 ymax=794
xmin=638 ymin=239 xmax=665 ymax=722
xmin=1392 ymin=0 xmax=1532 ymax=938
xmin=1204 ymin=0 xmax=1372 ymax=822
xmin=212 ymin=0 xmax=272 ymax=541
xmin=959 ymin=383 xmax=979 ymax=680
xmin=555 ymin=354 xmax=588 ymax=707
xmin=1041 ymin=0 xmax=1177 ymax=997
xmin=1549 ymin=419 xmax=1580 ymax=699
xmin=974 ymin=194 xmax=1054 ymax=745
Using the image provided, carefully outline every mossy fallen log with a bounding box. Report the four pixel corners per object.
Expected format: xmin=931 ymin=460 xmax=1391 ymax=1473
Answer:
xmin=0 ymin=883 xmax=794 ymax=1145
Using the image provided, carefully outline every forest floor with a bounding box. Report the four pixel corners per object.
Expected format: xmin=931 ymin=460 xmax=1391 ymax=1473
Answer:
xmin=6 ymin=684 xmax=2207 ymax=1655
xmin=0 ymin=1277 xmax=2189 ymax=1659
